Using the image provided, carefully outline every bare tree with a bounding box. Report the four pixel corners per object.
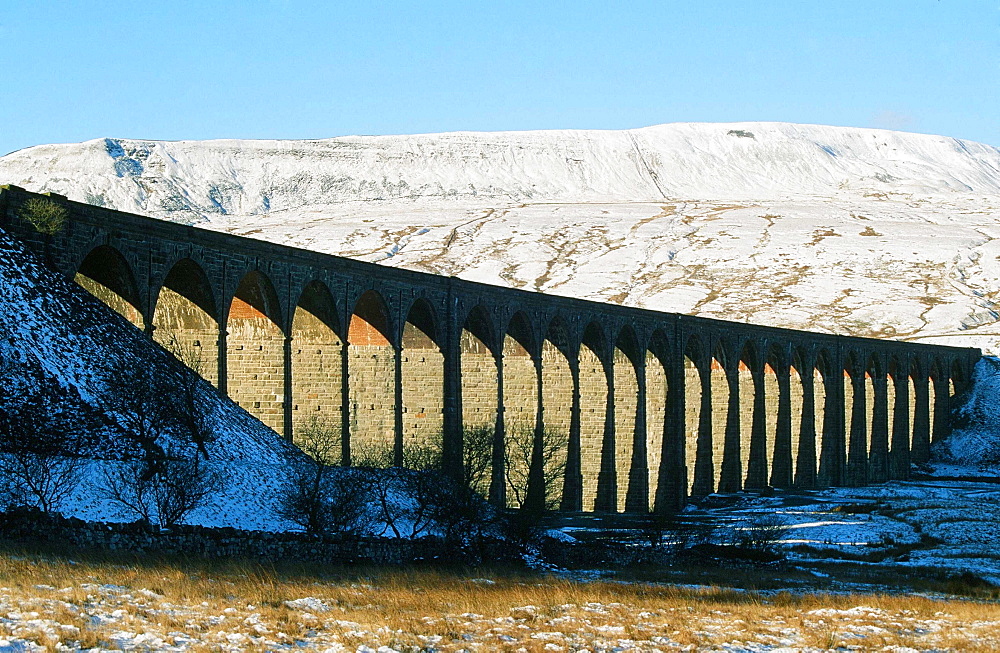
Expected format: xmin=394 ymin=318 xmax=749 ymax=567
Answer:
xmin=462 ymin=423 xmax=494 ymax=495
xmin=279 ymin=417 xmax=373 ymax=536
xmin=98 ymin=450 xmax=224 ymax=528
xmin=164 ymin=336 xmax=216 ymax=459
xmin=504 ymin=424 xmax=567 ymax=510
xmin=99 ymin=357 xmax=176 ymax=471
xmin=0 ymin=452 xmax=84 ymax=513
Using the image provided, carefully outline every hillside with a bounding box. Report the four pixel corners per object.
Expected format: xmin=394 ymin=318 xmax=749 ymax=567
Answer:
xmin=3 ymin=122 xmax=1000 ymax=353
xmin=0 ymin=227 xmax=300 ymax=528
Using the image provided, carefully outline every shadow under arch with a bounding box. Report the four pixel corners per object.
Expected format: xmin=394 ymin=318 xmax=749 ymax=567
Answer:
xmin=290 ymin=280 xmax=343 ymax=452
xmin=458 ymin=304 xmax=499 ymax=499
xmin=153 ymin=258 xmax=219 ymax=385
xmin=644 ymin=328 xmax=670 ymax=511
xmin=791 ymin=346 xmax=823 ymax=488
xmin=612 ymin=324 xmax=643 ymax=512
xmin=347 ymin=289 xmax=395 ymax=467
xmin=501 ymin=310 xmax=539 ymax=509
xmin=226 ymin=269 xmax=285 ymax=436
xmin=579 ymin=321 xmax=609 ymax=511
xmin=539 ymin=315 xmax=572 ymax=511
xmin=401 ymin=297 xmax=444 ymax=469
xmin=682 ymin=334 xmax=707 ymax=497
xmin=75 ymin=245 xmax=145 ymax=330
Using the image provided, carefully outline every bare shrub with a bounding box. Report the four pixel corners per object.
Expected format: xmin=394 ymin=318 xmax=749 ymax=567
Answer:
xmin=462 ymin=423 xmax=494 ymax=495
xmin=732 ymin=513 xmax=790 ymax=553
xmin=280 ymin=419 xmax=373 ymax=536
xmin=504 ymin=423 xmax=567 ymax=510
xmin=99 ymin=453 xmax=224 ymax=527
xmin=0 ymin=453 xmax=84 ymax=513
xmin=164 ymin=336 xmax=216 ymax=459
xmin=19 ymin=197 xmax=68 ymax=236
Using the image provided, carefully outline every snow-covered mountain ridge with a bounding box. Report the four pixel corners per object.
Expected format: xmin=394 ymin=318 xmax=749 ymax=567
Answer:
xmin=3 ymin=122 xmax=1000 ymax=351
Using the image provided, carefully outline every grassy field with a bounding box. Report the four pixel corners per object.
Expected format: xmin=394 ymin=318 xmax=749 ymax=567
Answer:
xmin=2 ymin=545 xmax=1000 ymax=651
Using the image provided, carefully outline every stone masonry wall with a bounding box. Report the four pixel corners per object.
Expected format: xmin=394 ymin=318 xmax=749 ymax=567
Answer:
xmin=578 ymin=345 xmax=606 ymax=511
xmin=645 ymin=353 xmax=667 ymax=511
xmin=227 ymin=299 xmax=285 ymax=435
xmin=613 ymin=349 xmax=637 ymax=512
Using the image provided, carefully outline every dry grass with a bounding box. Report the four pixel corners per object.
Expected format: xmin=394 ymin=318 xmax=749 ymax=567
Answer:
xmin=1 ymin=546 xmax=999 ymax=651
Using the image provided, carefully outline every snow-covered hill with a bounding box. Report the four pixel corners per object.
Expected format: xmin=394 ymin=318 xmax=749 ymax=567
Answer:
xmin=0 ymin=228 xmax=301 ymax=528
xmin=4 ymin=122 xmax=1000 ymax=351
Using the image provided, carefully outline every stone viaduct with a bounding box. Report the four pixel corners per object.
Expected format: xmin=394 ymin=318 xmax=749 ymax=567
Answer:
xmin=0 ymin=186 xmax=982 ymax=513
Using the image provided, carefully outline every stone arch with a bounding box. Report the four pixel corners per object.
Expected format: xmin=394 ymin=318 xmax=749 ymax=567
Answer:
xmin=791 ymin=347 xmax=822 ymax=488
xmin=152 ymin=258 xmax=219 ymax=385
xmin=613 ymin=325 xmax=642 ymax=511
xmin=909 ymin=357 xmax=931 ymax=463
xmin=867 ymin=353 xmax=889 ymax=483
xmin=815 ymin=349 xmax=837 ymax=485
xmin=645 ymin=329 xmax=670 ymax=511
xmin=683 ymin=335 xmax=706 ymax=496
xmin=708 ymin=342 xmax=729 ymax=493
xmin=539 ymin=316 xmax=572 ymax=510
xmin=226 ymin=269 xmax=285 ymax=435
xmin=579 ymin=321 xmax=608 ymax=510
xmin=843 ymin=351 xmax=868 ymax=486
xmin=290 ymin=280 xmax=342 ymax=451
xmin=887 ymin=355 xmax=911 ymax=479
xmin=738 ymin=340 xmax=762 ymax=490
xmin=75 ymin=245 xmax=145 ymax=329
xmin=401 ymin=297 xmax=444 ymax=468
xmin=503 ymin=310 xmax=538 ymax=509
xmin=347 ymin=289 xmax=395 ymax=466
xmin=459 ymin=304 xmax=499 ymax=499
xmin=764 ymin=343 xmax=791 ymax=488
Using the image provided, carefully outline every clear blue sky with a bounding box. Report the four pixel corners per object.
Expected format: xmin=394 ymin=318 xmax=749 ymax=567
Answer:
xmin=1 ymin=1 xmax=997 ymax=156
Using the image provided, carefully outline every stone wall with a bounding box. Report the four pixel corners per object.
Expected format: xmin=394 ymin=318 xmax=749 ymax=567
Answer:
xmin=0 ymin=510 xmax=514 ymax=566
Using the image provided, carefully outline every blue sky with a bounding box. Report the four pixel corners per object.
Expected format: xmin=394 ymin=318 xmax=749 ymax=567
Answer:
xmin=0 ymin=1 xmax=997 ymax=155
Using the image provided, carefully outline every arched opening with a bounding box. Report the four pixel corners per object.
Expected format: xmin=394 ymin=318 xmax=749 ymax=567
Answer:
xmin=153 ymin=258 xmax=218 ymax=385
xmin=815 ymin=350 xmax=834 ymax=484
xmin=737 ymin=343 xmax=756 ymax=490
xmin=459 ymin=305 xmax=496 ymax=498
xmin=645 ymin=330 xmax=670 ymax=511
xmin=683 ymin=337 xmax=703 ymax=496
xmin=226 ymin=270 xmax=284 ymax=435
xmin=888 ymin=357 xmax=910 ymax=479
xmin=75 ymin=245 xmax=145 ymax=329
xmin=843 ymin=353 xmax=867 ymax=485
xmin=709 ymin=345 xmax=728 ymax=493
xmin=788 ymin=352 xmax=804 ymax=487
xmin=763 ymin=344 xmax=788 ymax=488
xmin=347 ymin=289 xmax=394 ymax=466
xmin=580 ymin=322 xmax=608 ymax=511
xmin=614 ymin=327 xmax=641 ymax=512
xmin=401 ymin=298 xmax=444 ymax=468
xmin=503 ymin=311 xmax=536 ymax=509
xmin=540 ymin=318 xmax=572 ymax=510
xmin=290 ymin=281 xmax=342 ymax=452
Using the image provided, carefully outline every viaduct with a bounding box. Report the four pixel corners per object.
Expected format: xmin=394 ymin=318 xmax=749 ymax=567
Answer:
xmin=0 ymin=185 xmax=982 ymax=513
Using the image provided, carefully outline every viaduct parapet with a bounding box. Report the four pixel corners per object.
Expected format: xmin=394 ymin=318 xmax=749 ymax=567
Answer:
xmin=0 ymin=186 xmax=981 ymax=513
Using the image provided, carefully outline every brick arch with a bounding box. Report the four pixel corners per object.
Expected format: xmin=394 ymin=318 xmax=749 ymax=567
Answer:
xmin=290 ymin=280 xmax=343 ymax=445
xmin=501 ymin=310 xmax=540 ymax=508
xmin=349 ymin=289 xmax=392 ymax=347
xmin=611 ymin=324 xmax=643 ymax=511
xmin=400 ymin=297 xmax=445 ymax=467
xmin=347 ymin=288 xmax=396 ymax=467
xmin=75 ymin=244 xmax=146 ymax=330
xmin=535 ymin=314 xmax=573 ymax=511
xmin=791 ymin=346 xmax=821 ymax=487
xmin=225 ymin=269 xmax=286 ymax=436
xmin=578 ymin=320 xmax=609 ymax=511
xmin=865 ymin=351 xmax=890 ymax=483
xmin=152 ymin=257 xmax=220 ymax=385
xmin=643 ymin=327 xmax=671 ymax=510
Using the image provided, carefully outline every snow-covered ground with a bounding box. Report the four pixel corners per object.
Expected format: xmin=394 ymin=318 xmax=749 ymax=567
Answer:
xmin=3 ymin=122 xmax=1000 ymax=351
